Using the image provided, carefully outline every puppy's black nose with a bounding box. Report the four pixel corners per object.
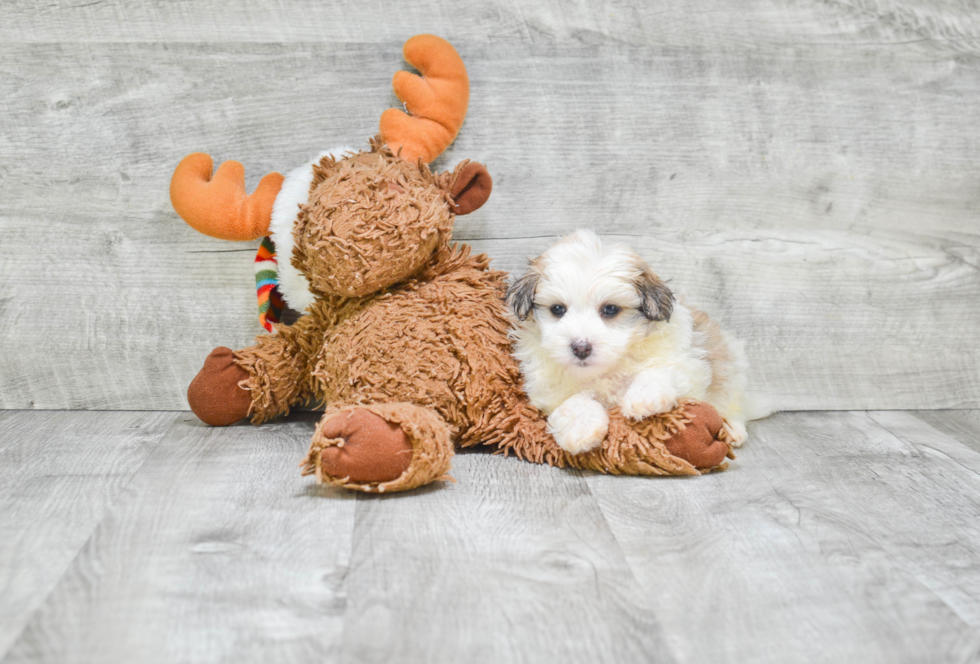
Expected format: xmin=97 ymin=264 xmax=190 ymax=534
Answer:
xmin=571 ymin=340 xmax=592 ymax=360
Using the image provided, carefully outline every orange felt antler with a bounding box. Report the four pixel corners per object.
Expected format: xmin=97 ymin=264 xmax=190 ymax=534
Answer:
xmin=380 ymin=35 xmax=470 ymax=165
xmin=170 ymin=153 xmax=284 ymax=241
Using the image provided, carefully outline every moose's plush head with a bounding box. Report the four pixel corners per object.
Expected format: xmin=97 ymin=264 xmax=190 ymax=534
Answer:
xmin=292 ymin=140 xmax=490 ymax=298
xmin=169 ymin=34 xmax=491 ymax=306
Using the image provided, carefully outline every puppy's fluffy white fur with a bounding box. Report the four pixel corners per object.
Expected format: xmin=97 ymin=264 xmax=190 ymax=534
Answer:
xmin=508 ymin=230 xmax=752 ymax=455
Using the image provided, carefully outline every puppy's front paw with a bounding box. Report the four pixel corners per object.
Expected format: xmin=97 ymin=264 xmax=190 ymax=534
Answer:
xmin=620 ymin=374 xmax=678 ymax=420
xmin=548 ymin=394 xmax=609 ymax=455
xmin=725 ymin=420 xmax=748 ymax=448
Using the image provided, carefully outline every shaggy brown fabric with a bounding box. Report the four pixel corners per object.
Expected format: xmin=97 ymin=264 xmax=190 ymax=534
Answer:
xmin=319 ymin=408 xmax=412 ymax=484
xmin=207 ymin=140 xmax=732 ymax=492
xmin=233 ymin=318 xmax=317 ymax=423
xmin=312 ymin=407 xmax=414 ymax=484
xmin=565 ymin=400 xmax=734 ymax=475
xmin=301 ymin=403 xmax=454 ymax=493
xmin=662 ymin=401 xmax=733 ymax=469
xmin=187 ymin=347 xmax=252 ymax=426
xmin=293 ymin=142 xmax=456 ymax=298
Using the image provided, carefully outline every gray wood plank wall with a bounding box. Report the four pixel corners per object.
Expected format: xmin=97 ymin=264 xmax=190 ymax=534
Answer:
xmin=1 ymin=0 xmax=978 ymax=411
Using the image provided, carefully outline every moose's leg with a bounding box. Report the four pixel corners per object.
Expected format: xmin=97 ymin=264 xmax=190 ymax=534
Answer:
xmin=487 ymin=391 xmax=730 ymax=476
xmin=566 ymin=399 xmax=734 ymax=476
xmin=187 ymin=330 xmax=310 ymax=426
xmin=301 ymin=403 xmax=455 ymax=493
xmin=231 ymin=334 xmax=310 ymax=424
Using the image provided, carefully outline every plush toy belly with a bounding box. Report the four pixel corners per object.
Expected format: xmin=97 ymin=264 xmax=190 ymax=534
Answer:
xmin=312 ymin=264 xmax=518 ymax=444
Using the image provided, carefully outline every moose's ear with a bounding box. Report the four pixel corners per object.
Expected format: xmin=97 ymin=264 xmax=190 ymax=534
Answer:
xmin=451 ymin=162 xmax=492 ymax=215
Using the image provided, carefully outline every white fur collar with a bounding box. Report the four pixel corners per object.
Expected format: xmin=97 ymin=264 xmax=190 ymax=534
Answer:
xmin=268 ymin=146 xmax=356 ymax=313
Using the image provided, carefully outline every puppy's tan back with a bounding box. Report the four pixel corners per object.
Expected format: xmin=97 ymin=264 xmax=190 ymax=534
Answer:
xmin=690 ymin=306 xmax=747 ymax=410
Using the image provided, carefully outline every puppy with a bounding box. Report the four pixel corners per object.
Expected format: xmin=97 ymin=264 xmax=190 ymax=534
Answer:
xmin=507 ymin=229 xmax=752 ymax=455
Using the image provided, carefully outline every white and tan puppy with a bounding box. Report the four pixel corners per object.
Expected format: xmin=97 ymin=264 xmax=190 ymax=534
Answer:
xmin=507 ymin=229 xmax=753 ymax=455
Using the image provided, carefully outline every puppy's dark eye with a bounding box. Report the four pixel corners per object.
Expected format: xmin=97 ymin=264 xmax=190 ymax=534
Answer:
xmin=600 ymin=304 xmax=621 ymax=319
xmin=549 ymin=304 xmax=567 ymax=318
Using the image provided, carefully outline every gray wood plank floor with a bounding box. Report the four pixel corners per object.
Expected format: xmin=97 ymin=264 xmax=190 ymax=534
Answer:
xmin=3 ymin=409 xmax=980 ymax=663
xmin=0 ymin=411 xmax=181 ymax=657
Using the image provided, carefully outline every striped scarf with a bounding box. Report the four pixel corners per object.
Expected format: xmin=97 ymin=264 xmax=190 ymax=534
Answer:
xmin=254 ymin=236 xmax=285 ymax=332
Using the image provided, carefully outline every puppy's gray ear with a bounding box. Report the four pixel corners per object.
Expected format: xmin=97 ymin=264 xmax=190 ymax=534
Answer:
xmin=507 ymin=270 xmax=539 ymax=321
xmin=635 ymin=270 xmax=674 ymax=322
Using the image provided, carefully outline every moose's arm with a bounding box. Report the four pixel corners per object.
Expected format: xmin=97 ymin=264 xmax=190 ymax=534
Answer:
xmin=231 ymin=313 xmax=326 ymax=424
xmin=188 ymin=313 xmax=324 ymax=426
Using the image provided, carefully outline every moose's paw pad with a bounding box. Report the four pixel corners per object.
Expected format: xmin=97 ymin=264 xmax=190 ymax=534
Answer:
xmin=187 ymin=347 xmax=252 ymax=426
xmin=314 ymin=409 xmax=414 ymax=484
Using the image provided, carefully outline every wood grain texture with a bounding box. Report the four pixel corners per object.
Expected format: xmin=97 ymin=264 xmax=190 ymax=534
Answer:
xmin=2 ymin=3 xmax=980 ymax=411
xmin=335 ymin=452 xmax=673 ymax=664
xmin=2 ymin=412 xmax=357 ymax=664
xmin=0 ymin=410 xmax=179 ymax=659
xmin=1 ymin=412 xmax=675 ymax=664
xmin=3 ymin=0 xmax=979 ymax=48
xmin=4 ymin=409 xmax=980 ymax=662
xmin=912 ymin=409 xmax=980 ymax=454
xmin=863 ymin=410 xmax=980 ymax=629
xmin=586 ymin=411 xmax=980 ymax=663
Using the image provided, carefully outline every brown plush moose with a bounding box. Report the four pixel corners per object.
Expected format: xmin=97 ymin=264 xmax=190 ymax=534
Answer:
xmin=170 ymin=35 xmax=733 ymax=493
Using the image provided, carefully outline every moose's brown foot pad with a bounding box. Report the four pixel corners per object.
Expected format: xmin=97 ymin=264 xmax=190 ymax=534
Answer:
xmin=302 ymin=403 xmax=455 ymax=493
xmin=664 ymin=402 xmax=731 ymax=470
xmin=187 ymin=347 xmax=252 ymax=426
xmin=316 ymin=408 xmax=414 ymax=485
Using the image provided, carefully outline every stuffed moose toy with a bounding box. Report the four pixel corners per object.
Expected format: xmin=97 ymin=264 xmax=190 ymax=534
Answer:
xmin=170 ymin=35 xmax=734 ymax=493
